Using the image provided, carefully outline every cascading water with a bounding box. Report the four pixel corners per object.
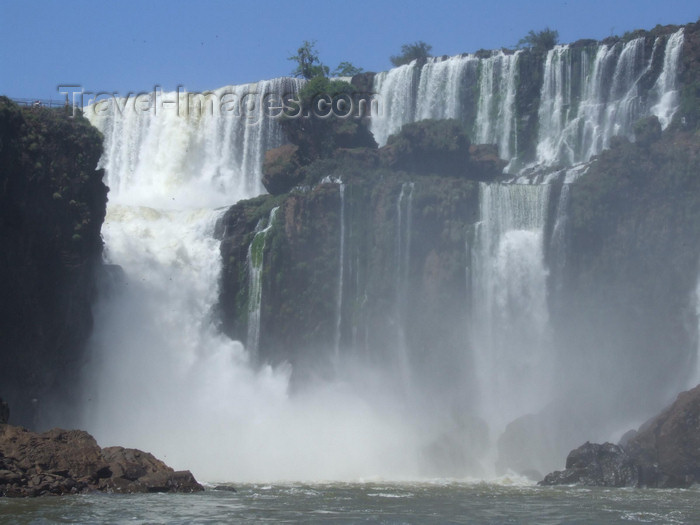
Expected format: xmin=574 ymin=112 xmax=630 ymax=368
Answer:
xmin=86 ymin=78 xmax=303 ymax=208
xmin=372 ymin=29 xmax=683 ymax=170
xmin=547 ymin=164 xmax=589 ymax=290
xmin=415 ymin=55 xmax=479 ymax=122
xmin=82 ymin=81 xmax=422 ymax=482
xmin=247 ymin=207 xmax=279 ymax=359
xmin=652 ymin=29 xmax=685 ymax=127
xmin=77 ymin=25 xmax=689 ymax=482
xmin=535 ymin=29 xmax=684 ymax=166
xmin=334 ymin=183 xmax=346 ymax=364
xmin=470 ymin=183 xmax=553 ymax=435
xmin=370 ymin=63 xmax=418 ymax=147
xmin=394 ymin=182 xmax=414 ymax=393
xmin=474 ymin=52 xmax=520 ymax=161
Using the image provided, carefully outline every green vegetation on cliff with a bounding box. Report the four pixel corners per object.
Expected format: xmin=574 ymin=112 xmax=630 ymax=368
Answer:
xmin=288 ymin=40 xmax=329 ymax=79
xmin=390 ymin=41 xmax=433 ymax=67
xmin=516 ymin=28 xmax=559 ymax=53
xmin=220 ymin=118 xmax=499 ymax=376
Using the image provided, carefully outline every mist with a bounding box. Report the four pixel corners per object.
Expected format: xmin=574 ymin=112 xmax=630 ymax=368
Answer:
xmin=77 ymin=27 xmax=699 ymax=483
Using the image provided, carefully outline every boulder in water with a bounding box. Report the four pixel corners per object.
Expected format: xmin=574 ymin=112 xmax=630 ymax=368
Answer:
xmin=0 ymin=424 xmax=203 ymax=497
xmin=539 ymin=442 xmax=639 ymax=486
xmin=541 ymin=384 xmax=700 ymax=488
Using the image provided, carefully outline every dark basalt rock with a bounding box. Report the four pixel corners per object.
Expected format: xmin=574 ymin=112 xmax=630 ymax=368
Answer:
xmin=262 ymin=144 xmax=302 ymax=195
xmin=540 ymin=442 xmax=639 ymax=487
xmin=0 ymin=424 xmax=203 ymax=497
xmin=467 ymin=144 xmax=508 ymax=181
xmin=382 ymin=119 xmax=470 ymax=177
xmin=350 ymin=72 xmax=376 ymax=95
xmin=633 ymin=115 xmax=662 ymax=146
xmin=541 ymin=384 xmax=700 ymax=488
xmin=0 ymin=97 xmax=108 ymax=427
xmin=213 ymin=484 xmax=238 ymax=492
xmin=623 ymin=384 xmax=700 ymax=488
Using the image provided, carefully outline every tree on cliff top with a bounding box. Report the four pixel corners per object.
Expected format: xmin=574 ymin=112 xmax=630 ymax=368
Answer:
xmin=289 ymin=41 xmax=363 ymax=80
xmin=289 ymin=40 xmax=329 ymax=79
xmin=517 ymin=28 xmax=559 ymax=53
xmin=332 ymin=61 xmax=364 ymax=77
xmin=390 ymin=41 xmax=433 ymax=67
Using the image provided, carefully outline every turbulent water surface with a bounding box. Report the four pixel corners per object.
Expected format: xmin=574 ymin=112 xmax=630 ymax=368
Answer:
xmin=2 ymin=483 xmax=700 ymax=524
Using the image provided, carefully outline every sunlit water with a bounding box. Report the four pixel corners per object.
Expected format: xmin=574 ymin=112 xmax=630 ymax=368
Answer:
xmin=2 ymin=483 xmax=699 ymax=524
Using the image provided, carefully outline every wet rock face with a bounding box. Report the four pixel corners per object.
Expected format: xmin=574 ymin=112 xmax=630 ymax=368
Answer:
xmin=541 ymin=385 xmax=700 ymax=488
xmin=0 ymin=424 xmax=203 ymax=497
xmin=540 ymin=442 xmax=639 ymax=487
xmin=623 ymin=384 xmax=700 ymax=488
xmin=0 ymin=98 xmax=108 ymax=427
xmin=383 ymin=119 xmax=470 ymax=177
xmin=262 ymin=144 xmax=302 ymax=195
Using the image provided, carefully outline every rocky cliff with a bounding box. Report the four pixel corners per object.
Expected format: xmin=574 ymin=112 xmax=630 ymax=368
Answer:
xmin=0 ymin=98 xmax=107 ymax=428
xmin=0 ymin=423 xmax=203 ymax=496
xmin=215 ymin=21 xmax=700 ymax=478
xmin=541 ymin=384 xmax=700 ymax=488
xmin=217 ymin=120 xmax=496 ymax=390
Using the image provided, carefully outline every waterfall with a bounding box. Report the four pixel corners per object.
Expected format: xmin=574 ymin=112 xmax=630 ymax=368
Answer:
xmin=474 ymin=51 xmax=521 ymax=161
xmin=394 ymin=182 xmax=415 ymax=392
xmin=77 ymin=25 xmax=689 ymax=481
xmin=548 ymin=164 xmax=589 ymax=289
xmin=415 ymin=55 xmax=479 ymax=122
xmin=470 ymin=182 xmax=553 ymax=434
xmin=86 ymin=78 xmax=303 ymax=208
xmin=535 ymin=29 xmax=685 ymax=167
xmin=334 ymin=183 xmax=346 ymax=362
xmin=83 ymin=79 xmax=421 ymax=482
xmin=370 ymin=29 xmax=683 ymax=170
xmin=370 ymin=63 xmax=419 ymax=147
xmin=247 ymin=207 xmax=279 ymax=359
xmin=652 ymin=29 xmax=685 ymax=127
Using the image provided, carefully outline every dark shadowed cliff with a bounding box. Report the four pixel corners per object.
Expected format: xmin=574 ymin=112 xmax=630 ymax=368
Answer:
xmin=0 ymin=98 xmax=107 ymax=428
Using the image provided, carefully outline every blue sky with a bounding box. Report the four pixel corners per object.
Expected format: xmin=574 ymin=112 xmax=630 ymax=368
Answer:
xmin=1 ymin=0 xmax=698 ymax=101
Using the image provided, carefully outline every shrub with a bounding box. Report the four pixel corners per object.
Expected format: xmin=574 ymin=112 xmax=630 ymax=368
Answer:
xmin=517 ymin=28 xmax=559 ymax=53
xmin=390 ymin=41 xmax=433 ymax=67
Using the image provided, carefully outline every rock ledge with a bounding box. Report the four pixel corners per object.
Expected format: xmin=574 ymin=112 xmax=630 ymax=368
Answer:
xmin=0 ymin=424 xmax=203 ymax=497
xmin=540 ymin=384 xmax=700 ymax=488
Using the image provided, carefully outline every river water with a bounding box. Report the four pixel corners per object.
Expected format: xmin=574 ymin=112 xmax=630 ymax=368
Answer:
xmin=2 ymin=482 xmax=699 ymax=524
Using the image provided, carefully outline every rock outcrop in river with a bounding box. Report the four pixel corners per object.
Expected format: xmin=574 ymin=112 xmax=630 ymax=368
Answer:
xmin=0 ymin=423 xmax=203 ymax=497
xmin=541 ymin=384 xmax=700 ymax=488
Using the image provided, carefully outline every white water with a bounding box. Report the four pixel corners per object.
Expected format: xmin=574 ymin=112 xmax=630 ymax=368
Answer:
xmin=83 ymin=82 xmax=425 ymax=483
xmin=79 ymin=28 xmax=688 ymax=482
xmin=470 ymin=183 xmax=553 ymax=436
xmin=415 ymin=55 xmax=479 ymax=123
xmin=548 ymin=164 xmax=589 ymax=288
xmin=394 ymin=182 xmax=414 ymax=394
xmin=85 ymin=79 xmax=303 ymax=208
xmin=652 ymin=29 xmax=685 ymax=128
xmin=372 ymin=30 xmax=683 ymax=170
xmin=370 ymin=63 xmax=418 ymax=147
xmin=536 ymin=29 xmax=684 ymax=166
xmin=246 ymin=207 xmax=279 ymax=359
xmin=474 ymin=52 xmax=520 ymax=161
xmin=334 ymin=183 xmax=345 ymax=364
